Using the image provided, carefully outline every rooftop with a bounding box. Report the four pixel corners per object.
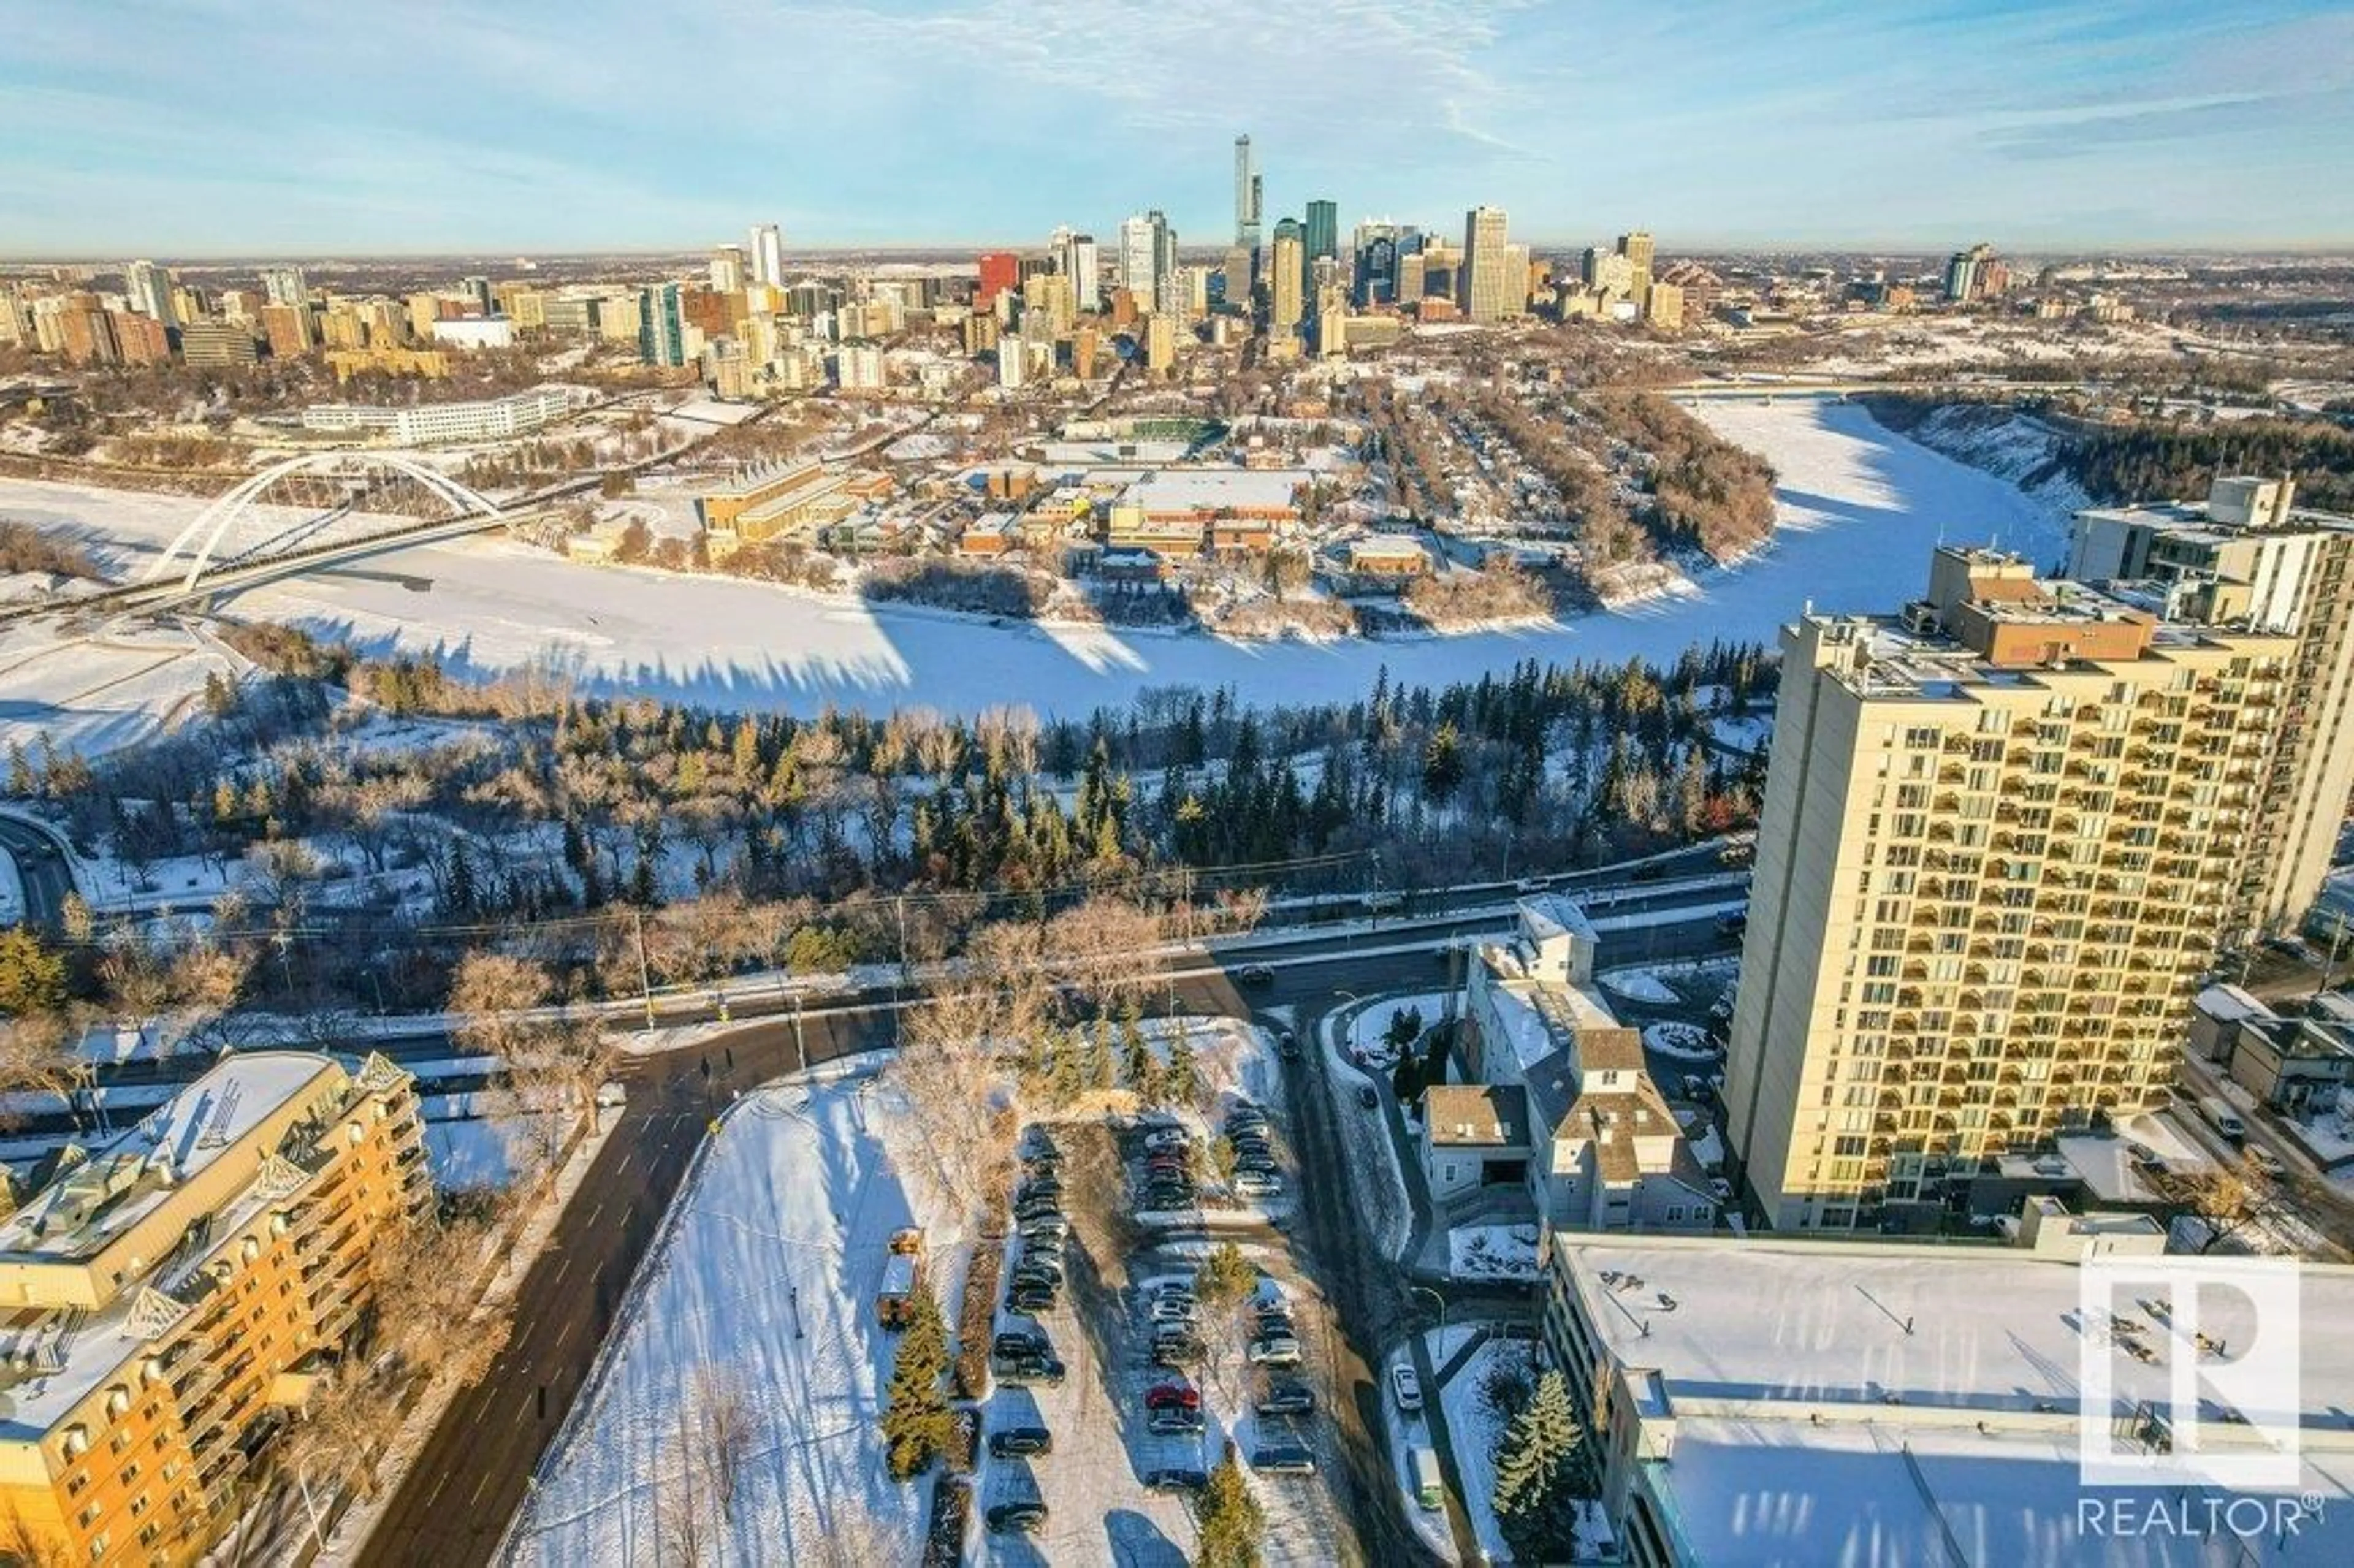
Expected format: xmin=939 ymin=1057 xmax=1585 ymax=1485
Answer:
xmin=0 ymin=1054 xmax=335 ymax=1265
xmin=1425 ymin=1084 xmax=1530 ymax=1147
xmin=1122 ymin=468 xmax=1306 ymax=516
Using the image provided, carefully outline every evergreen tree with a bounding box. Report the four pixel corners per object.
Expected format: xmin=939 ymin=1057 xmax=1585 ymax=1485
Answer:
xmin=1421 ymin=719 xmax=1466 ymax=804
xmin=1391 ymin=1048 xmax=1425 ymax=1105
xmin=1492 ymin=1368 xmax=1586 ymax=1562
xmin=0 ymin=927 xmax=67 ymax=1017
xmin=1196 ymin=1444 xmax=1265 ymax=1568
xmin=1167 ymin=1026 xmax=1200 ymax=1110
xmin=879 ymin=1287 xmax=953 ymax=1480
xmin=1194 ymin=1241 xmax=1256 ymax=1306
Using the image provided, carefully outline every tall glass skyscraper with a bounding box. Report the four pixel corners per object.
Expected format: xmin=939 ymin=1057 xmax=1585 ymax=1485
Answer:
xmin=1233 ymin=134 xmax=1262 ymax=251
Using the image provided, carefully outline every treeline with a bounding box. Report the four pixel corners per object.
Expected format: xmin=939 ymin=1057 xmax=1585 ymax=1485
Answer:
xmin=1587 ymin=393 xmax=1778 ymax=563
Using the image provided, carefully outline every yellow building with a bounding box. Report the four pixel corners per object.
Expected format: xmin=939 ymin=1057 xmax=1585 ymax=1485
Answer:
xmin=1726 ymin=547 xmax=2299 ymax=1230
xmin=0 ymin=1053 xmax=428 ymax=1565
xmin=1145 ymin=314 xmax=1176 ymax=377
xmin=695 ymin=461 xmax=859 ymax=546
xmin=324 ymin=346 xmax=449 ymax=382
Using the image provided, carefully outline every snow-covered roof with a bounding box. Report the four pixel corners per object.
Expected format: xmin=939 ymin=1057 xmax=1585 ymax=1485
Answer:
xmin=1518 ymin=892 xmax=1598 ymax=946
xmin=2196 ymin=983 xmax=2273 ymax=1025
xmin=1556 ymin=1234 xmax=2354 ymax=1421
xmin=1123 ymin=468 xmax=1306 ymax=516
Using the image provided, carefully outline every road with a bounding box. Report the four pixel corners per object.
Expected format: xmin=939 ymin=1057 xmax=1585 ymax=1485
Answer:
xmin=359 ymin=897 xmax=1743 ymax=1567
xmin=0 ymin=812 xmax=77 ymax=927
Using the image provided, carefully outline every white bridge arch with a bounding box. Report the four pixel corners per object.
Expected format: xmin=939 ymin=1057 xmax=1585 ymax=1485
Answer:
xmin=143 ymin=452 xmax=505 ymax=593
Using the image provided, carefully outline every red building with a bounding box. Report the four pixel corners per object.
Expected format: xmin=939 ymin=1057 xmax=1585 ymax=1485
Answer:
xmin=976 ymin=251 xmax=1020 ymax=310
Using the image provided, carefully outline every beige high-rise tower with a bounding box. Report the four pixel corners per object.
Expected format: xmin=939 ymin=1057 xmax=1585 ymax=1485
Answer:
xmin=1725 ymin=546 xmax=2299 ymax=1231
xmin=2068 ymin=475 xmax=2354 ymax=939
xmin=1461 ymin=205 xmax=1512 ymax=323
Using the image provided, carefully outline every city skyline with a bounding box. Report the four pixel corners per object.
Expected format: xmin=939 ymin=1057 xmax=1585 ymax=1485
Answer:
xmin=4 ymin=2 xmax=2351 ymax=256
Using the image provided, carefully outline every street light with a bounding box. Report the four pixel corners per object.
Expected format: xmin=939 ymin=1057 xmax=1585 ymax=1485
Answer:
xmin=1407 ymin=1283 xmax=1448 ymax=1342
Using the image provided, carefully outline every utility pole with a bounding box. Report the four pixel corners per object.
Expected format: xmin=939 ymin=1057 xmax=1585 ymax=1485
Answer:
xmin=791 ymin=994 xmax=807 ymax=1075
xmin=896 ymin=893 xmax=912 ymax=986
xmin=634 ymin=907 xmax=655 ymax=1029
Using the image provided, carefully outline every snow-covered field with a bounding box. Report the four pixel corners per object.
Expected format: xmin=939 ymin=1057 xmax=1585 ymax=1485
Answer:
xmin=4 ymin=400 xmax=2066 ymax=748
xmin=505 ymin=1067 xmax=950 ymax=1564
xmin=1447 ymin=1223 xmax=1541 ymax=1281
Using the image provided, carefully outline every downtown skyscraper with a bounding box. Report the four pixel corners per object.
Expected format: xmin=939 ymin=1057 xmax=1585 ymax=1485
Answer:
xmin=1233 ymin=134 xmax=1262 ymax=251
xmin=748 ymin=222 xmax=786 ymax=288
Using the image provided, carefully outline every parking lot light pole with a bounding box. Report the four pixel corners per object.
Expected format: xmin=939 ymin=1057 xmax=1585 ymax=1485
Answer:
xmin=1407 ymin=1283 xmax=1448 ymax=1340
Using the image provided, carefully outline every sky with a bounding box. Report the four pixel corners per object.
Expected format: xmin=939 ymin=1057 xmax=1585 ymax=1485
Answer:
xmin=2 ymin=0 xmax=2351 ymax=257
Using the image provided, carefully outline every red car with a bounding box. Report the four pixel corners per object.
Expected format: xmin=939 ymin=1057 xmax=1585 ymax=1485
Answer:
xmin=1145 ymin=1382 xmax=1202 ymax=1412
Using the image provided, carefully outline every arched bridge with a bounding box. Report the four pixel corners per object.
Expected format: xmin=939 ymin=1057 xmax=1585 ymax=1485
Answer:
xmin=140 ymin=452 xmax=509 ymax=595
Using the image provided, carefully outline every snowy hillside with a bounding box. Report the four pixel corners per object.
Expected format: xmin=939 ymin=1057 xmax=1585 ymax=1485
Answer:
xmin=1868 ymin=402 xmax=2093 ymax=530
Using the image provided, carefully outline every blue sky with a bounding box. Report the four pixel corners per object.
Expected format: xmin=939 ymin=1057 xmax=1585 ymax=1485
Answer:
xmin=3 ymin=0 xmax=2350 ymax=257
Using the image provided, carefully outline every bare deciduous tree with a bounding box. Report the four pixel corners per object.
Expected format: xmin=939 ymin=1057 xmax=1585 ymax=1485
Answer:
xmin=686 ymin=1363 xmax=759 ymax=1523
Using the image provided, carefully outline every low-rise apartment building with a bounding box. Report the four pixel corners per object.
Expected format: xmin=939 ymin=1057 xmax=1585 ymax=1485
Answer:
xmin=0 ymin=1053 xmax=429 ymax=1565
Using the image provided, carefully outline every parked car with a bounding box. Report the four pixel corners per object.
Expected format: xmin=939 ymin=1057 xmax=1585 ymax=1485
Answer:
xmin=1150 ymin=1299 xmax=1198 ymax=1326
xmin=1227 ymin=1104 xmax=1268 ymax=1127
xmin=1251 ymin=1445 xmax=1317 ymax=1475
xmin=992 ymin=1331 xmax=1048 ymax=1360
xmin=1143 ymin=1127 xmax=1192 ymax=1152
xmin=1014 ymin=1198 xmax=1063 ymax=1224
xmin=1150 ymin=1281 xmax=1197 ymax=1304
xmin=986 ymin=1501 xmax=1050 ymax=1535
xmin=1391 ymin=1364 xmax=1424 ymax=1411
xmin=1257 ymin=1380 xmax=1316 ymax=1416
xmin=1148 ymin=1406 xmax=1206 ymax=1436
xmin=1007 ymin=1285 xmax=1059 ymax=1315
xmin=1275 ymin=1029 xmax=1301 ymax=1059
xmin=1236 ymin=964 xmax=1274 ymax=988
xmin=1012 ymin=1262 xmax=1064 ymax=1290
xmin=1022 ymin=1235 xmax=1065 ymax=1262
xmin=2250 ymin=1146 xmax=2288 ymax=1179
xmin=1019 ymin=1176 xmax=1064 ymax=1203
xmin=1144 ymin=1467 xmax=1209 ymax=1494
xmin=1249 ymin=1334 xmax=1303 ymax=1366
xmin=1358 ymin=1084 xmax=1380 ymax=1110
xmin=1018 ymin=1219 xmax=1068 ymax=1244
xmin=1153 ymin=1335 xmax=1207 ymax=1368
xmin=989 ymin=1426 xmax=1054 ymax=1458
xmin=997 ymin=1353 xmax=1065 ymax=1387
xmin=1715 ymin=911 xmax=1749 ymax=936
xmin=1145 ymin=1382 xmax=1201 ymax=1412
xmin=1235 ymin=1171 xmax=1283 ymax=1198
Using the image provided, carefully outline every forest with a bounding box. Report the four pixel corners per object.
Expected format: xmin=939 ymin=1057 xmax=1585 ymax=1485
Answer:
xmin=1 ymin=626 xmax=1774 ymax=1029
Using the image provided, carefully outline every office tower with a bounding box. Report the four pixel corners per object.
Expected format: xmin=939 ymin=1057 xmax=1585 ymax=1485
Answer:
xmin=1503 ymin=244 xmax=1531 ymax=314
xmin=1615 ymin=229 xmax=1655 ymax=302
xmin=1233 ymin=134 xmax=1262 ymax=251
xmin=2070 ymin=476 xmax=2354 ymax=939
xmin=1724 ymin=546 xmax=2302 ymax=1231
xmin=709 ymin=245 xmax=748 ymax=294
xmin=1118 ymin=214 xmax=1158 ymax=297
xmin=1353 ymin=221 xmax=1398 ymax=305
xmin=1270 ymin=219 xmax=1305 ymax=337
xmin=750 ymin=223 xmax=787 ymax=287
xmin=1303 ymin=200 xmax=1338 ymax=265
xmin=639 ymin=282 xmax=687 ymax=366
xmin=123 ymin=259 xmax=175 ymax=326
xmin=1461 ymin=206 xmax=1512 ymax=322
xmin=0 ymin=1052 xmax=427 ymax=1568
xmin=1151 ymin=211 xmax=1177 ymax=290
xmin=975 ymin=251 xmax=1021 ymax=311
xmin=1221 ymin=245 xmax=1254 ymax=308
xmin=1050 ymin=230 xmax=1099 ymax=312
xmin=259 ymin=265 xmax=307 ymax=308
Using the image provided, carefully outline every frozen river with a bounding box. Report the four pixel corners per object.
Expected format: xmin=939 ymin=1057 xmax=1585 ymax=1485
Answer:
xmin=2 ymin=400 xmax=2067 ymax=750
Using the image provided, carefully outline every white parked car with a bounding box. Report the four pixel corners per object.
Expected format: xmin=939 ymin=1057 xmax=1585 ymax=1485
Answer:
xmin=1391 ymin=1364 xmax=1423 ymax=1412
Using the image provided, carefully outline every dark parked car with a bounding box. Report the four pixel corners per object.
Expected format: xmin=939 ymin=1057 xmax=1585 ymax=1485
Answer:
xmin=1006 ymin=1285 xmax=1059 ymax=1315
xmin=992 ymin=1331 xmax=1048 ymax=1359
xmin=1257 ymin=1380 xmax=1316 ymax=1416
xmin=1357 ymin=1084 xmax=1379 ymax=1109
xmin=986 ymin=1501 xmax=1051 ymax=1535
xmin=997 ymin=1353 xmax=1065 ymax=1387
xmin=1716 ymin=911 xmax=1749 ymax=936
xmin=1146 ymin=1382 xmax=1202 ymax=1411
xmin=1145 ymin=1467 xmax=1210 ymax=1494
xmin=1275 ymin=1028 xmax=1300 ymax=1059
xmin=1251 ymin=1445 xmax=1317 ymax=1475
xmin=989 ymin=1426 xmax=1054 ymax=1458
xmin=1236 ymin=964 xmax=1274 ymax=987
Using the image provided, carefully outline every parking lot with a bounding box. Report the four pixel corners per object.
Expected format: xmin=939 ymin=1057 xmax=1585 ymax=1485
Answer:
xmin=957 ymin=1038 xmax=1349 ymax=1564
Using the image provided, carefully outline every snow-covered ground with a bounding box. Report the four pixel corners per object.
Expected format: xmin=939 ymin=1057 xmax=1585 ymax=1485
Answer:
xmin=1446 ymin=1224 xmax=1540 ymax=1281
xmin=1640 ymin=1022 xmax=1720 ymax=1062
xmin=1342 ymin=991 xmax=1456 ymax=1072
xmin=1428 ymin=1328 xmax=1536 ymax=1567
xmin=505 ymin=1067 xmax=953 ymax=1564
xmin=424 ymin=1116 xmax=548 ymax=1190
xmin=1319 ymin=1002 xmax=1414 ymax=1261
xmin=2 ymin=401 xmax=2065 ymax=747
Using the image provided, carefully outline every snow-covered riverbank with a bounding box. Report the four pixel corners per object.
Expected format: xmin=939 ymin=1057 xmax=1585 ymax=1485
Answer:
xmin=4 ymin=400 xmax=2066 ymax=750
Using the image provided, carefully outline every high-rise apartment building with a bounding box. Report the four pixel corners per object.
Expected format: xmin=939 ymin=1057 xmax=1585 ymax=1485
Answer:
xmin=2070 ymin=476 xmax=2354 ymax=939
xmin=1461 ymin=205 xmax=1513 ymax=323
xmin=258 ymin=267 xmax=307 ymax=308
xmin=1049 ymin=227 xmax=1100 ymax=312
xmin=709 ymin=245 xmax=748 ymax=295
xmin=1269 ymin=219 xmax=1305 ymax=338
xmin=259 ymin=302 xmax=314 ymax=359
xmin=748 ymin=223 xmax=787 ymax=288
xmin=123 ymin=261 xmax=175 ymax=327
xmin=1726 ymin=546 xmax=2303 ymax=1230
xmin=1944 ymin=242 xmax=2005 ymax=303
xmin=638 ymin=283 xmax=687 ymax=367
xmin=975 ymin=251 xmax=1021 ymax=311
xmin=1233 ymin=134 xmax=1262 ymax=251
xmin=0 ymin=1052 xmax=427 ymax=1566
